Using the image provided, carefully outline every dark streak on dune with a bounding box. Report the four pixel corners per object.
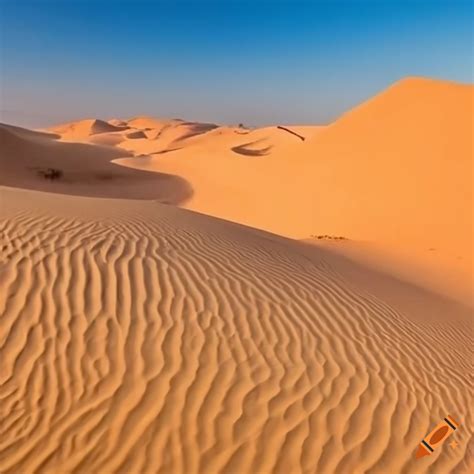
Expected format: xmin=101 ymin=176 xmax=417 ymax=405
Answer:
xmin=276 ymin=125 xmax=306 ymax=141
xmin=231 ymin=141 xmax=273 ymax=157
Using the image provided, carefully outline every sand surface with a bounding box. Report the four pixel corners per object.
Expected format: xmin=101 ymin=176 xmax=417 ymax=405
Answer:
xmin=0 ymin=123 xmax=192 ymax=202
xmin=0 ymin=77 xmax=472 ymax=473
xmin=112 ymin=78 xmax=473 ymax=305
xmin=0 ymin=186 xmax=472 ymax=473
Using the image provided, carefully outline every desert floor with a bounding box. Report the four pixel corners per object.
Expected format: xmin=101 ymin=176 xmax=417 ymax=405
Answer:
xmin=0 ymin=77 xmax=472 ymax=473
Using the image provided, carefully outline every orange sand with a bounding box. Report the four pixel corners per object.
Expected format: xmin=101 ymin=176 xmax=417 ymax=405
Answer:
xmin=0 ymin=77 xmax=472 ymax=473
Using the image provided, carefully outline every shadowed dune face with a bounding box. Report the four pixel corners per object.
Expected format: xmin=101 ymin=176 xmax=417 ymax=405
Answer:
xmin=126 ymin=130 xmax=148 ymax=139
xmin=231 ymin=140 xmax=273 ymax=156
xmin=0 ymin=124 xmax=193 ymax=203
xmin=87 ymin=132 xmax=127 ymax=146
xmin=171 ymin=122 xmax=219 ymax=142
xmin=0 ymin=122 xmax=60 ymax=141
xmin=0 ymin=187 xmax=471 ymax=474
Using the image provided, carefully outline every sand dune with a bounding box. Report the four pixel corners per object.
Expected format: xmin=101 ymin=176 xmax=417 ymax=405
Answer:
xmin=297 ymin=77 xmax=473 ymax=304
xmin=114 ymin=123 xmax=319 ymax=229
xmin=108 ymin=119 xmax=129 ymax=127
xmin=0 ymin=123 xmax=192 ymax=202
xmin=50 ymin=118 xmax=129 ymax=140
xmin=126 ymin=130 xmax=148 ymax=139
xmin=118 ymin=78 xmax=471 ymax=247
xmin=301 ymin=77 xmax=472 ymax=247
xmin=126 ymin=116 xmax=182 ymax=130
xmin=0 ymin=186 xmax=472 ymax=474
xmin=2 ymin=79 xmax=471 ymax=303
xmin=113 ymin=78 xmax=473 ymax=305
xmin=87 ymin=132 xmax=127 ymax=147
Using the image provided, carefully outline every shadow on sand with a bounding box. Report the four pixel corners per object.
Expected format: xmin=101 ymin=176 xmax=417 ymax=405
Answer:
xmin=231 ymin=140 xmax=273 ymax=156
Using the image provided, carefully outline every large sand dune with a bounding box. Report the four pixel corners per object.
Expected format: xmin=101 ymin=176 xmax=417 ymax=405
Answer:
xmin=111 ymin=78 xmax=473 ymax=305
xmin=0 ymin=186 xmax=472 ymax=473
xmin=114 ymin=78 xmax=472 ymax=251
xmin=300 ymin=77 xmax=472 ymax=253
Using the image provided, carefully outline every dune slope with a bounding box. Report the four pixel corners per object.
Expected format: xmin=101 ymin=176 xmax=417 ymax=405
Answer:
xmin=302 ymin=77 xmax=473 ymax=249
xmin=0 ymin=186 xmax=471 ymax=474
xmin=0 ymin=123 xmax=192 ymax=202
xmin=49 ymin=119 xmax=129 ymax=140
xmin=115 ymin=78 xmax=472 ymax=251
xmin=113 ymin=78 xmax=473 ymax=304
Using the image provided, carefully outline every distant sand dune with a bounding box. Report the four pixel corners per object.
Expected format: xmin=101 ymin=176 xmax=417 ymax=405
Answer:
xmin=171 ymin=122 xmax=219 ymax=142
xmin=126 ymin=116 xmax=182 ymax=131
xmin=0 ymin=187 xmax=472 ymax=474
xmin=112 ymin=120 xmax=222 ymax=156
xmin=88 ymin=132 xmax=127 ymax=146
xmin=50 ymin=118 xmax=129 ymax=139
xmin=0 ymin=122 xmax=60 ymax=141
xmin=0 ymin=123 xmax=193 ymax=202
xmin=108 ymin=118 xmax=129 ymax=127
xmin=126 ymin=130 xmax=148 ymax=139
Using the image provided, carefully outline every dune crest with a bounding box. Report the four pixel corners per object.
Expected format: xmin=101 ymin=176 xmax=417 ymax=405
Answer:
xmin=50 ymin=118 xmax=129 ymax=140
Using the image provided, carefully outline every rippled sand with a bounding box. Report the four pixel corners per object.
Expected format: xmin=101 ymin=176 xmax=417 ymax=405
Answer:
xmin=0 ymin=187 xmax=472 ymax=473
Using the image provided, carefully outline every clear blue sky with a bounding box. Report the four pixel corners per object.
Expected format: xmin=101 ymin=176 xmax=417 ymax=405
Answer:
xmin=0 ymin=0 xmax=472 ymax=128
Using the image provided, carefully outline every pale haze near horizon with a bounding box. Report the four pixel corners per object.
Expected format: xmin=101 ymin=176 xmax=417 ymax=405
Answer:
xmin=0 ymin=0 xmax=472 ymax=129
